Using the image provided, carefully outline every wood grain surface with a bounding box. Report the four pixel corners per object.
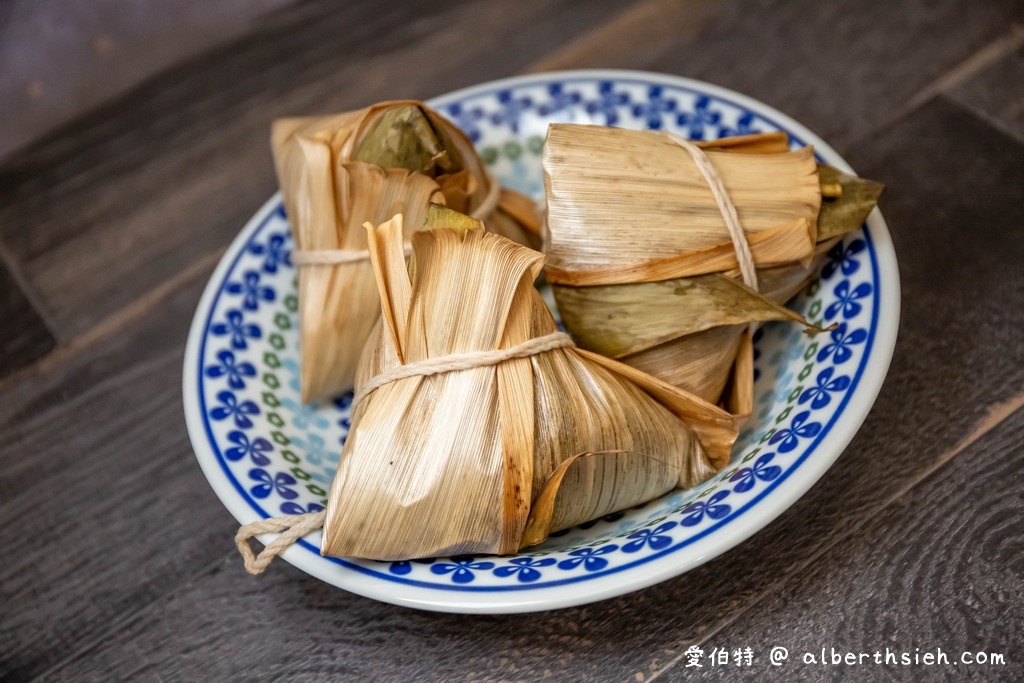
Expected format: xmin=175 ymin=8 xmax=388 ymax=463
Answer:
xmin=678 ymin=408 xmax=1024 ymax=682
xmin=0 ymin=255 xmax=54 ymax=380
xmin=1 ymin=1 xmax=1022 ymax=681
xmin=537 ymin=0 xmax=1024 ymax=148
xmin=0 ymin=0 xmax=295 ymax=160
xmin=0 ymin=0 xmax=635 ymax=342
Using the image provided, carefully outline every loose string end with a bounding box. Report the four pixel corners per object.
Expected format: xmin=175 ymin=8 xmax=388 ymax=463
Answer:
xmin=802 ymin=321 xmax=840 ymax=335
xmin=235 ymin=510 xmax=327 ymax=575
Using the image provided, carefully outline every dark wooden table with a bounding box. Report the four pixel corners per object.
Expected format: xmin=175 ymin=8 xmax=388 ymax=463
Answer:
xmin=2 ymin=1 xmax=1023 ymax=680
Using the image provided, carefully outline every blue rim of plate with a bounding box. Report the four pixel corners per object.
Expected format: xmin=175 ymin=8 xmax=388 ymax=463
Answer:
xmin=184 ymin=69 xmax=900 ymax=612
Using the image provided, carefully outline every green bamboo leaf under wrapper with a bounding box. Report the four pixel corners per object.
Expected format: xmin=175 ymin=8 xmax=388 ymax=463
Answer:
xmin=542 ymin=123 xmax=883 ymax=418
xmin=272 ymin=100 xmax=542 ymax=403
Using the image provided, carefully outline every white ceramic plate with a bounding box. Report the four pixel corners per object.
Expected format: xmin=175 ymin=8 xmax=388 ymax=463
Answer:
xmin=183 ymin=70 xmax=899 ymax=613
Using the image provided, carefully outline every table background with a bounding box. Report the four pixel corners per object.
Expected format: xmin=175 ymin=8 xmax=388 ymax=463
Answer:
xmin=2 ymin=1 xmax=1022 ymax=681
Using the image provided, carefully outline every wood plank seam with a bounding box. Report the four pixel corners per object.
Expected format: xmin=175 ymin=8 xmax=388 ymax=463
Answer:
xmin=8 ymin=3 xmax=1011 ymax=363
xmin=7 ymin=350 xmax=178 ymax=444
xmin=946 ymin=88 xmax=1024 ymax=146
xmin=0 ymin=0 xmax=633 ymax=398
xmin=0 ymin=235 xmax=61 ymax=341
xmin=0 ymin=0 xmax=417 ymax=176
xmin=0 ymin=0 xmax=505 ymax=200
xmin=642 ymin=395 xmax=1024 ymax=682
xmin=2 ymin=3 xmax=1015 ymax=671
xmin=846 ymin=22 xmax=1024 ymax=150
xmin=0 ymin=247 xmax=220 ymax=403
xmin=0 ymin=0 xmax=634 ymax=351
xmin=1 ymin=5 xmax=1016 ymax=352
xmin=904 ymin=23 xmax=1024 ymax=111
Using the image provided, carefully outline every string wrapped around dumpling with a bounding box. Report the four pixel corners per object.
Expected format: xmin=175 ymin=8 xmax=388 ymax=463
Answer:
xmin=317 ymin=211 xmax=737 ymax=560
xmin=543 ymin=124 xmax=883 ymax=418
xmin=272 ymin=100 xmax=542 ymax=402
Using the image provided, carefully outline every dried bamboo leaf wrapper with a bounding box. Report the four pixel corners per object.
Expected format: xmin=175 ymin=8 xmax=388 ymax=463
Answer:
xmin=612 ymin=245 xmax=830 ymax=404
xmin=712 ymin=237 xmax=835 ymax=306
xmin=614 ymin=249 xmax=830 ymax=405
xmin=325 ymin=225 xmax=540 ymax=560
xmin=621 ymin=325 xmax=746 ymax=403
xmin=542 ymin=124 xmax=821 ymax=282
xmin=545 ymin=217 xmax=817 ymax=286
xmin=322 ymin=218 xmax=735 ymax=560
xmin=352 ymin=105 xmax=464 ymax=175
xmin=575 ymin=348 xmax=738 ymax=466
xmin=486 ymin=188 xmax=545 ymax=250
xmin=697 ymin=130 xmax=790 ymax=154
xmin=521 ymin=450 xmax=681 ymax=547
xmin=273 ymin=102 xmax=482 ymax=214
xmin=272 ymin=101 xmax=542 ymax=402
xmin=722 ymin=330 xmax=754 ymax=418
xmin=527 ymin=338 xmax=704 ymax=486
xmin=758 ymin=248 xmax=834 ymax=305
xmin=553 ymin=264 xmax=824 ymax=419
xmin=293 ymin=161 xmax=440 ymax=402
xmin=541 ymin=125 xmax=882 ymax=419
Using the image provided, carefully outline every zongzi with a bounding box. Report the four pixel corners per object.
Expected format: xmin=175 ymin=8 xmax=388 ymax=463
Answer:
xmin=322 ymin=213 xmax=738 ymax=559
xmin=543 ymin=124 xmax=883 ymax=415
xmin=272 ymin=100 xmax=542 ymax=402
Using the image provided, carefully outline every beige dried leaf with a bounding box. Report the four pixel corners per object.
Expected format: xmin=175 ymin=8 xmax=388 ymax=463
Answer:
xmin=542 ymin=125 xmax=879 ymax=416
xmin=542 ymin=124 xmax=822 ymax=284
xmin=321 ymin=216 xmax=735 ymax=560
xmin=621 ymin=325 xmax=746 ymax=403
xmin=272 ymin=100 xmax=542 ymax=401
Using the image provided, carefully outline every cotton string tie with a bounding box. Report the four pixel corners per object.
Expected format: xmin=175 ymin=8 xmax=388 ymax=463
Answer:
xmin=662 ymin=132 xmax=758 ymax=292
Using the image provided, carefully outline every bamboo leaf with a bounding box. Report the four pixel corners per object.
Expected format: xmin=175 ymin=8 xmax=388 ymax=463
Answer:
xmin=353 ymin=104 xmax=458 ymax=174
xmin=553 ymin=274 xmax=809 ymax=358
xmin=817 ymin=164 xmax=885 ymax=240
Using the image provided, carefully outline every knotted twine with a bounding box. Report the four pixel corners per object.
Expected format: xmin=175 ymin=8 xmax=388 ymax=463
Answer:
xmin=290 ymin=170 xmax=503 ymax=267
xmin=235 ymin=135 xmax=756 ymax=575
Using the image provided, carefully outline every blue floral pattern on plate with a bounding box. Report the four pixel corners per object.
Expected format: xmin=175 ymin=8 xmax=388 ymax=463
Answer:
xmin=186 ymin=72 xmax=886 ymax=600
